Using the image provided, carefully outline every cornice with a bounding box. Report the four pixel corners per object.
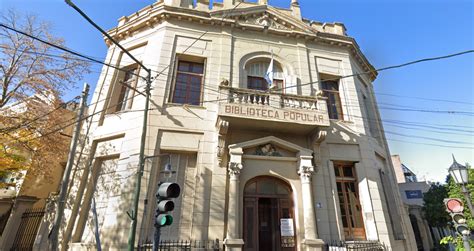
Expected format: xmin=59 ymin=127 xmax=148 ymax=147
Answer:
xmin=105 ymin=3 xmax=377 ymax=81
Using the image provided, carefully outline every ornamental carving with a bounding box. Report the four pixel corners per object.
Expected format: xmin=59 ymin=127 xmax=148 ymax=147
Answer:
xmin=298 ymin=165 xmax=314 ymax=179
xmin=216 ymin=119 xmax=229 ymax=166
xmin=228 ymin=162 xmax=243 ymax=177
xmin=240 ymin=13 xmax=292 ymax=31
xmin=255 ymin=143 xmax=282 ymax=157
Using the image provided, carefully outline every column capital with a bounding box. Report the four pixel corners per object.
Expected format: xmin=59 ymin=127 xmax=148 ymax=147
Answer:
xmin=298 ymin=165 xmax=314 ymax=183
xmin=228 ymin=162 xmax=243 ymax=179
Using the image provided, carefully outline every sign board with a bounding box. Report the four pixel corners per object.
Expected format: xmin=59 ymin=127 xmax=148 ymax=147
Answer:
xmin=280 ymin=218 xmax=294 ymax=236
xmin=280 ymin=218 xmax=295 ymax=248
xmin=219 ymin=104 xmax=330 ymax=126
xmin=405 ymin=190 xmax=423 ymax=199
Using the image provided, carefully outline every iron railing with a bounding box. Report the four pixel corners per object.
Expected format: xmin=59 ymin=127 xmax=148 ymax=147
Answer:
xmin=325 ymin=240 xmax=388 ymax=251
xmin=10 ymin=208 xmax=45 ymax=251
xmin=138 ymin=239 xmax=221 ymax=251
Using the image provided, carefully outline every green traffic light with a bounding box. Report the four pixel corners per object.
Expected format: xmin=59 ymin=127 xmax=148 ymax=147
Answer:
xmin=156 ymin=214 xmax=173 ymax=226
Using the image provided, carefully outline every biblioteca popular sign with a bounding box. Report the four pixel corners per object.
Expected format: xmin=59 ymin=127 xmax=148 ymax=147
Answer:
xmin=219 ymin=104 xmax=330 ymax=126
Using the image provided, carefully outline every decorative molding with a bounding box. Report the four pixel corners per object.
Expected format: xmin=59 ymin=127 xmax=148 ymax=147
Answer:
xmin=216 ymin=118 xmax=230 ymax=166
xmin=255 ymin=143 xmax=282 ymax=157
xmin=298 ymin=165 xmax=314 ymax=182
xmin=105 ymin=4 xmax=377 ymax=80
xmin=239 ymin=12 xmax=294 ymax=32
xmin=310 ymin=129 xmax=325 ymax=170
xmin=220 ymin=78 xmax=230 ymax=86
xmin=311 ymin=129 xmax=327 ymax=145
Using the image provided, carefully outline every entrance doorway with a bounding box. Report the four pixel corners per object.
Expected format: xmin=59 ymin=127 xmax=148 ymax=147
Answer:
xmin=243 ymin=176 xmax=296 ymax=251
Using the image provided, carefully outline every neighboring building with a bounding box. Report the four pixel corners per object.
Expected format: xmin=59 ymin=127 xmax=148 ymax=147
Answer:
xmin=59 ymin=1 xmax=416 ymax=250
xmin=391 ymin=155 xmax=441 ymax=251
xmin=0 ymin=94 xmax=77 ymax=250
xmin=392 ymin=155 xmax=418 ymax=184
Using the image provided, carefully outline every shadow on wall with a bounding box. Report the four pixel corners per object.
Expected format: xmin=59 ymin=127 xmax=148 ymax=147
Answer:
xmin=330 ymin=121 xmax=359 ymax=144
xmin=84 ymin=160 xmax=136 ymax=249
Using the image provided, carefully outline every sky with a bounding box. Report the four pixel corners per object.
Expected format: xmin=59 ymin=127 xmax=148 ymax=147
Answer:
xmin=1 ymin=0 xmax=473 ymax=183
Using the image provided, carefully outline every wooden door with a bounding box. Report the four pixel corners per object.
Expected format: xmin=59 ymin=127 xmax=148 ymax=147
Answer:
xmin=334 ymin=162 xmax=366 ymax=240
xmin=243 ymin=177 xmax=296 ymax=251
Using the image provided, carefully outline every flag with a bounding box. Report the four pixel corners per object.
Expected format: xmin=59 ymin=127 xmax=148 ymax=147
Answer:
xmin=264 ymin=55 xmax=274 ymax=89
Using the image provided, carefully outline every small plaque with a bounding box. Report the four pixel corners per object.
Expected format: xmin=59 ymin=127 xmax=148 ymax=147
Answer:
xmin=280 ymin=218 xmax=294 ymax=236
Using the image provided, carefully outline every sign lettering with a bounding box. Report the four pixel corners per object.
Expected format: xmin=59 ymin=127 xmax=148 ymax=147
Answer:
xmin=220 ymin=104 xmax=329 ymax=126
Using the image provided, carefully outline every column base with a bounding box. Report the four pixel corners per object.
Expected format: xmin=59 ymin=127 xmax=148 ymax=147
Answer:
xmin=223 ymin=238 xmax=244 ymax=251
xmin=301 ymin=239 xmax=325 ymax=251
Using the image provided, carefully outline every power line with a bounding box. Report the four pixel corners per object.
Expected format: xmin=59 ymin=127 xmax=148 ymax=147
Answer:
xmin=0 ymin=23 xmax=146 ymax=81
xmin=271 ymin=49 xmax=474 ymax=93
xmin=386 ymin=138 xmax=474 ymax=150
xmin=375 ymin=92 xmax=474 ymax=106
xmin=3 ymin=26 xmax=472 ymax=112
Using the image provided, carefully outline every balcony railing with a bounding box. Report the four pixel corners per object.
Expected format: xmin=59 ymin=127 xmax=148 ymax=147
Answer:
xmin=222 ymin=86 xmax=322 ymax=110
xmin=218 ymin=86 xmax=329 ymax=127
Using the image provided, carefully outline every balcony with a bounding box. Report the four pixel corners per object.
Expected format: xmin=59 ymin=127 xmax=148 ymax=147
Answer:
xmin=218 ymin=86 xmax=330 ymax=133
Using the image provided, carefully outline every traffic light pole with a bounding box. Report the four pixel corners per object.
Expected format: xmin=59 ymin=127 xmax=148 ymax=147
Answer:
xmin=461 ymin=186 xmax=473 ymax=251
xmin=462 ymin=234 xmax=471 ymax=251
xmin=153 ymin=192 xmax=162 ymax=251
xmin=153 ymin=223 xmax=162 ymax=251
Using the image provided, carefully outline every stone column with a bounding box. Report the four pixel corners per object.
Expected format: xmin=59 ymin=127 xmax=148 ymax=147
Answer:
xmin=224 ymin=156 xmax=244 ymax=250
xmin=298 ymin=154 xmax=324 ymax=251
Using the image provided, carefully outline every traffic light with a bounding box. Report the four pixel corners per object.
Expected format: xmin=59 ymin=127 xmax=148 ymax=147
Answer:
xmin=155 ymin=182 xmax=180 ymax=227
xmin=444 ymin=198 xmax=470 ymax=235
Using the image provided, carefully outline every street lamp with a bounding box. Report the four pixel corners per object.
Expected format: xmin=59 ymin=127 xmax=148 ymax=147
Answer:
xmin=448 ymin=155 xmax=473 ymax=251
xmin=449 ymin=155 xmax=474 ymax=217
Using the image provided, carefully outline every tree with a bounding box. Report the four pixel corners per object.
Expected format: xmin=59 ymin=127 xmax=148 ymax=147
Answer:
xmin=422 ymin=182 xmax=450 ymax=228
xmin=0 ymin=96 xmax=76 ymax=181
xmin=0 ymin=9 xmax=89 ymax=108
xmin=0 ymin=10 xmax=89 ymax=181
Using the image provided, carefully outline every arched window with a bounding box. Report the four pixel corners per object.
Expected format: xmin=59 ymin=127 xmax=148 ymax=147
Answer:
xmin=245 ymin=60 xmax=284 ymax=91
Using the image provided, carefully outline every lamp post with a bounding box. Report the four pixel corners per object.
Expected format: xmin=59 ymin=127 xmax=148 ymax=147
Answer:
xmin=448 ymin=155 xmax=473 ymax=251
xmin=449 ymin=155 xmax=474 ymax=218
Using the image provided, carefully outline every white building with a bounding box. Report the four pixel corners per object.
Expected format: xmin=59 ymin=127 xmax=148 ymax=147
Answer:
xmin=59 ymin=1 xmax=416 ymax=250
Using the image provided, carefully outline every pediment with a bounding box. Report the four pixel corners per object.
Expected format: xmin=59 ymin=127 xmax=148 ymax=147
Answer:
xmin=229 ymin=136 xmax=312 ymax=157
xmin=211 ymin=6 xmax=314 ymax=34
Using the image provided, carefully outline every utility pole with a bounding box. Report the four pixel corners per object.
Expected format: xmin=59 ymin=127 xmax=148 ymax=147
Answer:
xmin=50 ymin=83 xmax=89 ymax=250
xmin=64 ymin=1 xmax=153 ymax=250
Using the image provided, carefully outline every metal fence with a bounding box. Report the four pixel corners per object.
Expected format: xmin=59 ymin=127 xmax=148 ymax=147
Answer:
xmin=10 ymin=208 xmax=45 ymax=251
xmin=325 ymin=240 xmax=388 ymax=251
xmin=138 ymin=239 xmax=221 ymax=251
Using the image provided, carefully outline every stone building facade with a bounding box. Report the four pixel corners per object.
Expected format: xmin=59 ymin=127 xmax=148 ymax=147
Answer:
xmin=61 ymin=0 xmax=417 ymax=250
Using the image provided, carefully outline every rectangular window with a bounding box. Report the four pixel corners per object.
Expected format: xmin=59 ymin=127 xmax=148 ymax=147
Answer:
xmin=106 ymin=66 xmax=139 ymax=114
xmin=105 ymin=45 xmax=145 ymax=115
xmin=322 ymin=80 xmax=343 ymax=120
xmin=248 ymin=76 xmax=268 ymax=91
xmin=334 ymin=162 xmax=366 ymax=240
xmin=115 ymin=67 xmax=138 ymax=112
xmin=172 ymin=60 xmax=204 ymax=106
